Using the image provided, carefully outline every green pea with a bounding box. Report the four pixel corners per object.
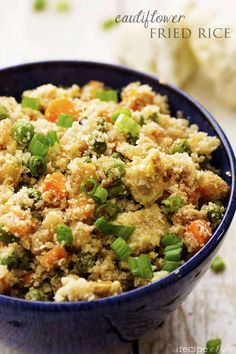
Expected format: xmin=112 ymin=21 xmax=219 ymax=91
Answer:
xmin=28 ymin=156 xmax=47 ymax=177
xmin=103 ymin=158 xmax=126 ymax=180
xmin=11 ymin=121 xmax=35 ymax=145
xmin=171 ymin=139 xmax=191 ymax=154
xmin=92 ymin=141 xmax=107 ymax=155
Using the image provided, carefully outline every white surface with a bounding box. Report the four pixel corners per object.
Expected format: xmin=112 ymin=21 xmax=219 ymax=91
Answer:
xmin=0 ymin=1 xmax=235 ymax=353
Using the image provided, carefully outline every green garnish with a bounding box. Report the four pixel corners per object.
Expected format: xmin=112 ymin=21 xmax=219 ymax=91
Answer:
xmin=56 ymin=224 xmax=73 ymax=246
xmin=206 ymin=338 xmax=222 ymax=354
xmin=22 ymin=96 xmax=40 ymax=110
xmin=25 ymin=288 xmax=46 ymax=301
xmin=96 ymin=90 xmax=118 ymax=103
xmin=56 ymin=0 xmax=70 ymax=12
xmin=11 ymin=121 xmax=35 ymax=145
xmin=28 ymin=156 xmax=47 ymax=177
xmin=161 ymin=195 xmax=183 ymax=214
xmin=28 ymin=133 xmax=50 ymax=157
xmin=92 ymin=141 xmax=107 ymax=155
xmin=76 ymin=252 xmax=94 ymax=275
xmin=115 ymin=114 xmax=141 ymax=137
xmin=211 ymin=255 xmax=226 ymax=273
xmin=128 ymin=254 xmax=153 ymax=279
xmin=95 ymin=217 xmax=135 ymax=240
xmin=95 ymin=203 xmax=121 ymax=221
xmin=109 ymin=183 xmax=128 ymax=198
xmin=57 ymin=113 xmax=73 ymax=128
xmin=0 ymin=104 xmax=8 ymax=120
xmin=103 ymin=158 xmax=126 ymax=180
xmin=161 ymin=234 xmax=181 ymax=247
xmin=81 ymin=178 xmax=108 ymax=204
xmin=111 ymin=237 xmax=132 ymax=260
xmin=27 ymin=188 xmax=42 ymax=206
xmin=0 ymin=255 xmax=18 ymax=268
xmin=47 ymin=131 xmax=58 ymax=145
xmin=171 ymin=139 xmax=191 ymax=154
xmin=162 ymin=260 xmax=183 ymax=272
xmin=0 ymin=226 xmax=18 ymax=244
xmin=111 ymin=107 xmax=131 ymax=122
xmin=101 ymin=18 xmax=120 ymax=31
xmin=164 ymin=248 xmax=183 ymax=262
xmin=206 ymin=202 xmax=224 ymax=228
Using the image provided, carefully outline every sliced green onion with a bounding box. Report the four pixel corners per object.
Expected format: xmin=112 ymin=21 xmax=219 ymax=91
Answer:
xmin=206 ymin=338 xmax=221 ymax=354
xmin=57 ymin=113 xmax=73 ymax=128
xmin=161 ymin=233 xmax=181 ymax=247
xmin=164 ymin=242 xmax=183 ymax=252
xmin=101 ymin=18 xmax=120 ymax=31
xmin=164 ymin=248 xmax=182 ymax=261
xmin=171 ymin=139 xmax=191 ymax=154
xmin=22 ymin=96 xmax=40 ymax=110
xmin=33 ymin=0 xmax=47 ymax=12
xmin=111 ymin=107 xmax=131 ymax=122
xmin=210 ymin=255 xmax=226 ymax=273
xmin=47 ymin=131 xmax=58 ymax=145
xmin=161 ymin=195 xmax=183 ymax=214
xmin=0 ymin=226 xmax=18 ymax=244
xmin=11 ymin=121 xmax=35 ymax=145
xmin=83 ymin=156 xmax=92 ymax=163
xmin=81 ymin=178 xmax=108 ymax=204
xmin=28 ymin=133 xmax=50 ymax=157
xmin=103 ymin=159 xmax=126 ymax=180
xmin=95 ymin=203 xmax=121 ymax=221
xmin=80 ymin=177 xmax=98 ymax=195
xmin=92 ymin=141 xmax=107 ymax=155
xmin=92 ymin=185 xmax=109 ymax=204
xmin=162 ymin=260 xmax=182 ymax=272
xmin=115 ymin=114 xmax=140 ymax=137
xmin=96 ymin=90 xmax=118 ymax=103
xmin=95 ymin=217 xmax=135 ymax=240
xmin=128 ymin=255 xmax=153 ymax=279
xmin=0 ymin=104 xmax=8 ymax=120
xmin=56 ymin=0 xmax=70 ymax=12
xmin=128 ymin=257 xmax=139 ymax=277
xmin=56 ymin=224 xmax=73 ymax=246
xmin=111 ymin=237 xmax=132 ymax=260
xmin=28 ymin=156 xmax=47 ymax=177
xmin=109 ymin=183 xmax=128 ymax=198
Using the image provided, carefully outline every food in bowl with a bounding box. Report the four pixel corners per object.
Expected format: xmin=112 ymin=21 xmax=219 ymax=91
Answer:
xmin=0 ymin=81 xmax=229 ymax=302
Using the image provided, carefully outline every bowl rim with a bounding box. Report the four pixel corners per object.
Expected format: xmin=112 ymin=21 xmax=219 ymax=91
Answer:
xmin=0 ymin=60 xmax=235 ymax=310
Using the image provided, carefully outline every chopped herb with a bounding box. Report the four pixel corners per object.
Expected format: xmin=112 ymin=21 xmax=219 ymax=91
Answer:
xmin=101 ymin=18 xmax=120 ymax=31
xmin=96 ymin=90 xmax=118 ymax=103
xmin=22 ymin=96 xmax=40 ymax=110
xmin=206 ymin=338 xmax=221 ymax=354
xmin=211 ymin=256 xmax=226 ymax=273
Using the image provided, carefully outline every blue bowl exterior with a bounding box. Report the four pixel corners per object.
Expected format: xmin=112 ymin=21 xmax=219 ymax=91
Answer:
xmin=0 ymin=61 xmax=235 ymax=354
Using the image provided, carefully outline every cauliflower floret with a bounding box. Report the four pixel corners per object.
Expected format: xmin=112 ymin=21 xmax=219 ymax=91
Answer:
xmin=188 ymin=132 xmax=220 ymax=155
xmin=80 ymin=81 xmax=104 ymax=101
xmin=116 ymin=204 xmax=169 ymax=254
xmin=197 ymin=170 xmax=229 ymax=201
xmin=54 ymin=275 xmax=122 ymax=302
xmin=121 ymin=82 xmax=155 ymax=111
xmin=124 ymin=149 xmax=164 ymax=206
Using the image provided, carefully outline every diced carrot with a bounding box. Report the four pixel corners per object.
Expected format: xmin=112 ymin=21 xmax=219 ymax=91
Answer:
xmin=45 ymin=97 xmax=78 ymax=122
xmin=42 ymin=172 xmax=68 ymax=200
xmin=21 ymin=272 xmax=32 ymax=287
xmin=40 ymin=245 xmax=68 ymax=271
xmin=186 ymin=219 xmax=212 ymax=247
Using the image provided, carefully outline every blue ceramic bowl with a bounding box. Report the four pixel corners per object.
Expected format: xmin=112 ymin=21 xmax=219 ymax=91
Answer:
xmin=0 ymin=61 xmax=235 ymax=354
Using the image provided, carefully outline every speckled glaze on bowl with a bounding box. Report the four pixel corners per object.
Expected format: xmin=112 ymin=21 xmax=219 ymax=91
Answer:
xmin=0 ymin=61 xmax=235 ymax=354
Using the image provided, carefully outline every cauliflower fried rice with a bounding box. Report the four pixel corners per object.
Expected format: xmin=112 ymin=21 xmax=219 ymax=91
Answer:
xmin=0 ymin=81 xmax=229 ymax=302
